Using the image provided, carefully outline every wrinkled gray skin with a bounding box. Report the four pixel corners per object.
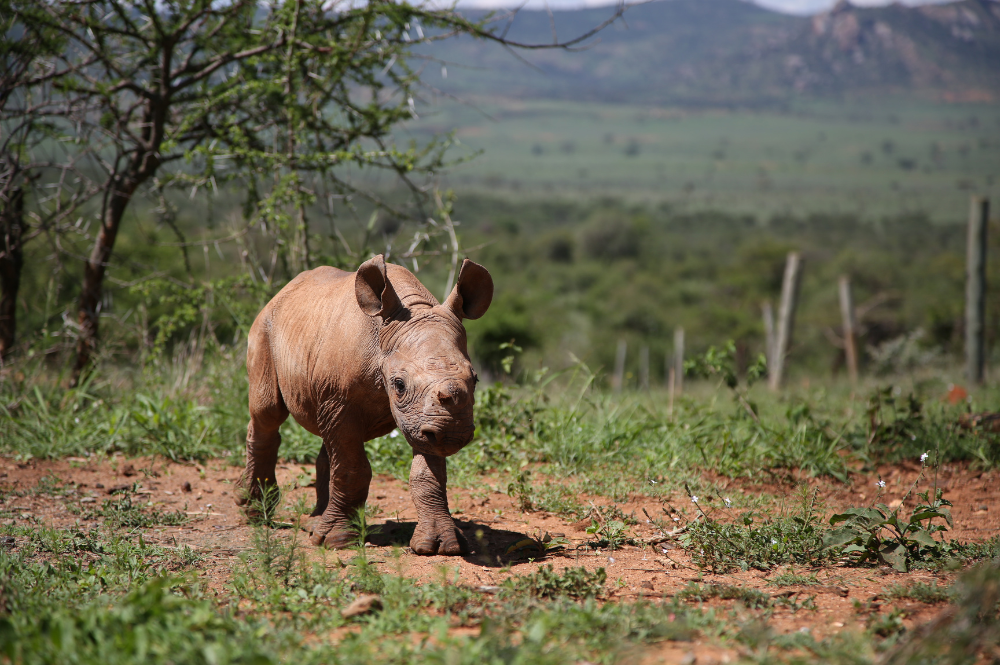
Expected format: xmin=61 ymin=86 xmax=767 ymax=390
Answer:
xmin=236 ymin=255 xmax=493 ymax=555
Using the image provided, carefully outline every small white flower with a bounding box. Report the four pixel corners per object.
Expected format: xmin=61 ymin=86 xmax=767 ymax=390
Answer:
xmin=876 ymin=480 xmax=886 ymax=489
xmin=608 ymin=557 xmax=615 ymax=564
xmin=920 ymin=452 xmax=929 ymax=463
xmin=691 ymin=495 xmax=699 ymax=504
xmin=672 ymin=517 xmax=680 ymax=522
xmin=390 ymin=430 xmax=399 ymax=438
xmin=724 ymin=497 xmax=732 ymax=508
xmin=662 ymin=548 xmax=669 ymax=554
xmin=771 ymin=538 xmax=777 ymax=545
xmin=649 ymin=479 xmax=658 ymax=485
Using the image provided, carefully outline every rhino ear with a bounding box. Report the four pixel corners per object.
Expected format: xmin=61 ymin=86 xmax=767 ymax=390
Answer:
xmin=355 ymin=254 xmax=401 ymax=319
xmin=444 ymin=259 xmax=493 ymax=320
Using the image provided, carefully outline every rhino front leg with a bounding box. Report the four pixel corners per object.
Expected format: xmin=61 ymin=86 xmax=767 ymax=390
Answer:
xmin=309 ymin=439 xmax=372 ymax=549
xmin=409 ymin=453 xmax=468 ymax=555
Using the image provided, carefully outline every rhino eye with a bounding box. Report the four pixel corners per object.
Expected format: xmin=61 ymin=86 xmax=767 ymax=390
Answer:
xmin=392 ymin=378 xmax=406 ymax=397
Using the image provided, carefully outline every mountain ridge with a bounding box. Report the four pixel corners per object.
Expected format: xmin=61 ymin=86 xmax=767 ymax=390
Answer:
xmin=425 ymin=0 xmax=1000 ymax=104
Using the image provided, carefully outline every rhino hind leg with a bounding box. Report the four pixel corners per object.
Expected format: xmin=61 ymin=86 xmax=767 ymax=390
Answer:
xmin=311 ymin=444 xmax=329 ymax=517
xmin=409 ymin=453 xmax=468 ymax=556
xmin=309 ymin=435 xmax=372 ymax=549
xmin=236 ymin=413 xmax=287 ymax=518
xmin=237 ymin=331 xmax=289 ymax=518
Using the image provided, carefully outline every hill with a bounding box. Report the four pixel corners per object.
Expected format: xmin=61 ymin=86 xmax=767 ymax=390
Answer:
xmin=425 ymin=0 xmax=1000 ymax=104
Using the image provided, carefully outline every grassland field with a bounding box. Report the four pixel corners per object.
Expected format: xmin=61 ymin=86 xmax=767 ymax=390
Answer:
xmin=2 ymin=343 xmax=1000 ymax=664
xmin=406 ymin=97 xmax=1000 ymax=222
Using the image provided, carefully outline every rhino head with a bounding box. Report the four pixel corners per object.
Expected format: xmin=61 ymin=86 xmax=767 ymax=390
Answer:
xmin=355 ymin=255 xmax=493 ymax=457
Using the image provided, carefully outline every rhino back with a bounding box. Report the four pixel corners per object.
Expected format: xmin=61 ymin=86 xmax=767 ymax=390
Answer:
xmin=251 ymin=266 xmax=388 ymax=436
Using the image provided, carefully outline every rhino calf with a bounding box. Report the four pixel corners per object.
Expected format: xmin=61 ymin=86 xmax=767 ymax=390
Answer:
xmin=236 ymin=254 xmax=492 ymax=555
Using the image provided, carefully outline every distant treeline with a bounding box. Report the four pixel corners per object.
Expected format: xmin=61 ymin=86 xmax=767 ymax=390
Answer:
xmin=452 ymin=196 xmax=988 ymax=385
xmin=6 ymin=183 xmax=991 ymax=386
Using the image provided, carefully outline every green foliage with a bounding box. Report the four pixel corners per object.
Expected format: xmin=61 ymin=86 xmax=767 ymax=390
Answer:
xmin=685 ymin=341 xmax=767 ymax=392
xmin=503 ymin=565 xmax=607 ymax=600
xmin=85 ymin=487 xmax=188 ymax=530
xmin=824 ymin=487 xmax=955 ymax=572
xmin=879 ymin=560 xmax=1000 ymax=665
xmin=866 ymin=608 xmax=908 ymax=640
xmin=766 ymin=571 xmax=821 ymax=587
xmin=585 ymin=517 xmax=633 ymax=552
xmin=885 ymin=581 xmax=952 ymax=604
xmin=677 ymin=582 xmax=772 ymax=610
xmin=681 ymin=490 xmax=828 ymax=573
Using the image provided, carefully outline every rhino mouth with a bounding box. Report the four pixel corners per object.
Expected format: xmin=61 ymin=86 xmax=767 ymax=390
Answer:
xmin=402 ymin=417 xmax=474 ymax=457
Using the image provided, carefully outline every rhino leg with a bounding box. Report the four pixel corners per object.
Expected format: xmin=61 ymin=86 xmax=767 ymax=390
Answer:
xmin=236 ymin=412 xmax=287 ymax=518
xmin=409 ymin=453 xmax=468 ymax=555
xmin=237 ymin=331 xmax=288 ymax=518
xmin=309 ymin=437 xmax=372 ymax=549
xmin=311 ymin=444 xmax=330 ymax=517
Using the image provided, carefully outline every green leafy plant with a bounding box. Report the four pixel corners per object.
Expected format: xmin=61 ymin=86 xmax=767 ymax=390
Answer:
xmin=677 ymin=582 xmax=771 ymax=610
xmin=885 ymin=581 xmax=952 ymax=604
xmin=685 ymin=340 xmax=767 ymax=421
xmin=681 ymin=488 xmax=828 ymax=573
xmin=85 ymin=485 xmax=188 ymax=529
xmin=824 ymin=471 xmax=954 ymax=572
xmin=503 ymin=565 xmax=607 ymax=600
xmin=585 ymin=518 xmax=632 ymax=551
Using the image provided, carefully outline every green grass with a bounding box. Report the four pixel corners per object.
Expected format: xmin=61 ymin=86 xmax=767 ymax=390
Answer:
xmin=885 ymin=581 xmax=953 ymax=604
xmin=410 ymin=97 xmax=1000 ymax=223
xmin=4 ymin=343 xmax=1000 ymax=663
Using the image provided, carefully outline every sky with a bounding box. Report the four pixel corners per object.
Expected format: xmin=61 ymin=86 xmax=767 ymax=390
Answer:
xmin=455 ymin=0 xmax=954 ymax=15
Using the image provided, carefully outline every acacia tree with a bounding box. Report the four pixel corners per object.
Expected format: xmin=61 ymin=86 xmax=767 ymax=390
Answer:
xmin=15 ymin=0 xmax=622 ymax=381
xmin=1 ymin=4 xmax=101 ymax=360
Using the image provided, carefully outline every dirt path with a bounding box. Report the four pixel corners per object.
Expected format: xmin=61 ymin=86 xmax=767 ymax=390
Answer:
xmin=3 ymin=455 xmax=998 ymax=659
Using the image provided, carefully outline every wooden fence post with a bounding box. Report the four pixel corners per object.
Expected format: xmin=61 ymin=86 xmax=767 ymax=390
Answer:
xmin=613 ymin=338 xmax=627 ymax=394
xmin=769 ymin=252 xmax=802 ymax=391
xmin=639 ymin=345 xmax=650 ymax=391
xmin=967 ymin=196 xmax=990 ymax=384
xmin=673 ymin=327 xmax=685 ymax=396
xmin=761 ymin=301 xmax=775 ymax=374
xmin=838 ymin=275 xmax=859 ymax=384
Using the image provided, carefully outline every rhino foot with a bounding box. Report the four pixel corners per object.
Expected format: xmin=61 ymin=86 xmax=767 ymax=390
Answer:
xmin=234 ymin=473 xmax=280 ymax=522
xmin=308 ymin=518 xmax=359 ymax=549
xmin=411 ymin=518 xmax=468 ymax=555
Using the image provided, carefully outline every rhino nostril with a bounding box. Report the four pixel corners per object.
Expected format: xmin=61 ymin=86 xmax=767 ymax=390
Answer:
xmin=421 ymin=427 xmax=438 ymax=444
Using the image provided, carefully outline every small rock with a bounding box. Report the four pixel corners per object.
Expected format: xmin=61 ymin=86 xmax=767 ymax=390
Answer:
xmin=94 ymin=483 xmax=104 ymax=489
xmin=80 ymin=497 xmax=96 ymax=504
xmin=107 ymin=483 xmax=132 ymax=495
xmin=680 ymin=652 xmax=696 ymax=665
xmin=121 ymin=464 xmax=136 ymax=477
xmin=640 ymin=580 xmax=654 ymax=590
xmin=341 ymin=594 xmax=382 ymax=619
xmin=181 ymin=481 xmax=192 ymax=493
xmin=978 ymin=505 xmax=988 ymax=512
xmin=1 ymin=536 xmax=15 ymax=549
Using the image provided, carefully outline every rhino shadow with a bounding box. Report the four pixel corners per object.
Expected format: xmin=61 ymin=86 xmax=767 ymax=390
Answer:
xmin=369 ymin=519 xmax=555 ymax=567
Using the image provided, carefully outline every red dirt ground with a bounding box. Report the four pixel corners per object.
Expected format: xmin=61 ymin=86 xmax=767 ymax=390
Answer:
xmin=3 ymin=455 xmax=998 ymax=664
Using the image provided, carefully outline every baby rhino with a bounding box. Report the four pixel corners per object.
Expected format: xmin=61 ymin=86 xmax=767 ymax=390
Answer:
xmin=236 ymin=254 xmax=492 ymax=555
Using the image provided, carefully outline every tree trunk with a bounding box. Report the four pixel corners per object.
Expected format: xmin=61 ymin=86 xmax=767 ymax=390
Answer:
xmin=0 ymin=186 xmax=24 ymax=360
xmin=71 ymin=176 xmax=137 ymax=383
